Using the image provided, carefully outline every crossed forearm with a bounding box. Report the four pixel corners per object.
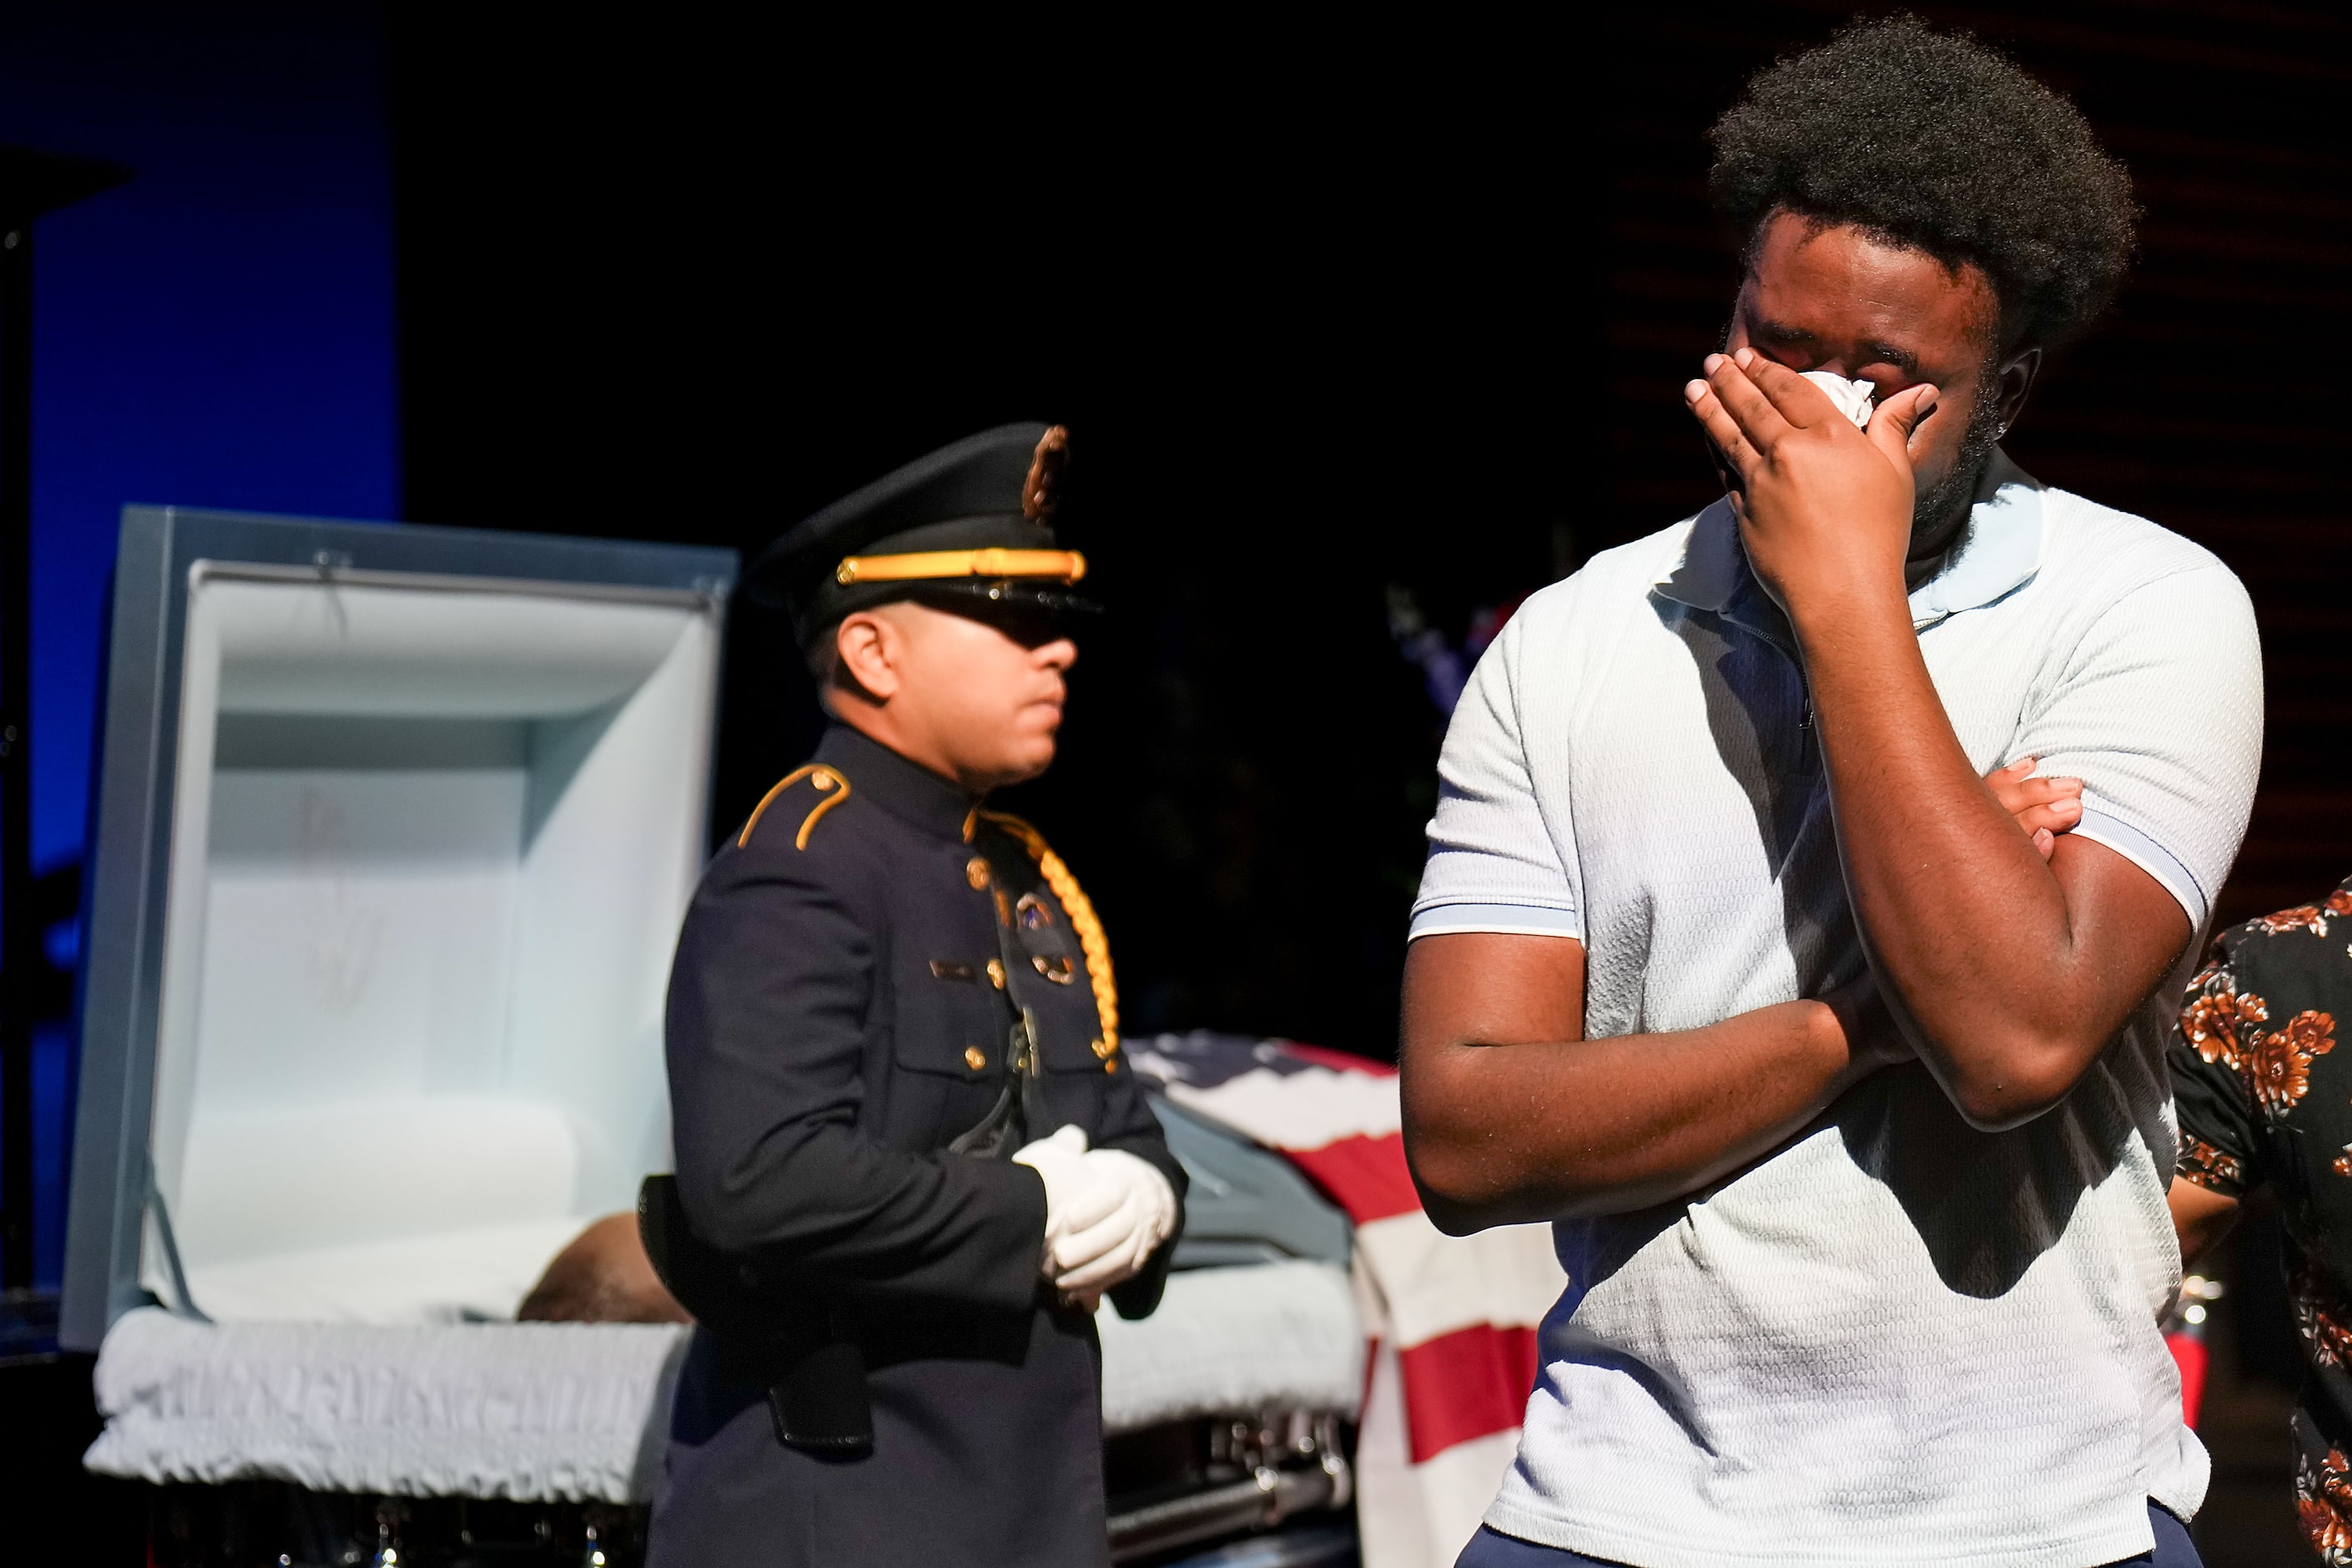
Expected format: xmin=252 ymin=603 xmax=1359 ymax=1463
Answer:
xmin=1402 ymin=937 xmax=1877 ymax=1231
xmin=1680 ymin=347 xmax=2186 ymax=1130
xmin=1796 ymin=591 xmax=2121 ymax=1127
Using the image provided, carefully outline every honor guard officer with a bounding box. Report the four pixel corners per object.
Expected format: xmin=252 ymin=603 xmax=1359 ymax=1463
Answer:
xmin=643 ymin=423 xmax=1186 ymax=1567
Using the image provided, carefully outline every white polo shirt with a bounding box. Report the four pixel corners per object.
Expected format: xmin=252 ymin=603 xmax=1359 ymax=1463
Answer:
xmin=1412 ymin=456 xmax=2261 ymax=1568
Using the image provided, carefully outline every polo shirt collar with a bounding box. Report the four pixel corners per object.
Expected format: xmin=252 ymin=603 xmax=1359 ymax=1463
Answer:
xmin=1905 ymin=451 xmax=2046 ymax=628
xmin=1651 ymin=449 xmax=2046 ymax=631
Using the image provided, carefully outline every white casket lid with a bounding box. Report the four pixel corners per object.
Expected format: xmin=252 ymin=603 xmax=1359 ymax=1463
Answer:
xmin=63 ymin=508 xmax=735 ymax=1350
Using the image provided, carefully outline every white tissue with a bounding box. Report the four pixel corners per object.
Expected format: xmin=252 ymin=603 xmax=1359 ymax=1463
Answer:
xmin=1800 ymin=370 xmax=1876 ymax=428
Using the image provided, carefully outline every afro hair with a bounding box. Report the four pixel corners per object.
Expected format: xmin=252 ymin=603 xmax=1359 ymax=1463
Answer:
xmin=1708 ymin=15 xmax=2137 ymax=350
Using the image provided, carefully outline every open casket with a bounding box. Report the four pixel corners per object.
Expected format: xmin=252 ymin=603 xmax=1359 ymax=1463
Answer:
xmin=63 ymin=507 xmax=736 ymax=1342
xmin=58 ymin=507 xmax=1365 ymax=1566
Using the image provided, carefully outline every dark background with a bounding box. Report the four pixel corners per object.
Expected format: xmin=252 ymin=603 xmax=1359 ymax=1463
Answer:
xmin=387 ymin=15 xmax=1568 ymax=1061
xmin=0 ymin=1 xmax=2344 ymax=1555
xmin=392 ymin=2 xmax=2350 ymax=1065
xmin=391 ymin=10 xmax=2347 ymax=1560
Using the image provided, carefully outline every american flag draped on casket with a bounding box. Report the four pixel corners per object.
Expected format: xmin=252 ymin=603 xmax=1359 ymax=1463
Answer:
xmin=1130 ymin=1034 xmax=1565 ymax=1568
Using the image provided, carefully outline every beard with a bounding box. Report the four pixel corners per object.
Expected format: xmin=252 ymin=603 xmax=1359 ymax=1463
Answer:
xmin=1909 ymin=352 xmax=2008 ymax=536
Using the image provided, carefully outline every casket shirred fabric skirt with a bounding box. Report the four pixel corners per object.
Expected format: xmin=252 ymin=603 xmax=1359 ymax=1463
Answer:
xmin=84 ymin=1259 xmax=1363 ymax=1550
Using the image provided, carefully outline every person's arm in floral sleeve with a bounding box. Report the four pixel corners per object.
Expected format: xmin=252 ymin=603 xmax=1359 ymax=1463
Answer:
xmin=2167 ymin=935 xmax=2272 ymax=1266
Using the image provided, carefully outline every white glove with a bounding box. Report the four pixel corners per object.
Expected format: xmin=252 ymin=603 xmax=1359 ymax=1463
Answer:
xmin=1046 ymin=1148 xmax=1177 ymax=1295
xmin=1012 ymin=1125 xmax=1121 ymax=1276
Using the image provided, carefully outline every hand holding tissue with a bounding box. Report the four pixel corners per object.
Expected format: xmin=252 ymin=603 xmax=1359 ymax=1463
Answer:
xmin=1801 ymin=369 xmax=1877 ymax=428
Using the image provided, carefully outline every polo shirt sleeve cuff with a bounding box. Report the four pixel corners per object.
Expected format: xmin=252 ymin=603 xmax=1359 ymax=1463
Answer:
xmin=2071 ymin=805 xmax=2208 ymax=928
xmin=1408 ymin=901 xmax=1583 ymax=942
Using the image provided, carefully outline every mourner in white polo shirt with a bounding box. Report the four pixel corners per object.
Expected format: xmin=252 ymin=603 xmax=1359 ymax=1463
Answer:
xmin=1400 ymin=20 xmax=2258 ymax=1568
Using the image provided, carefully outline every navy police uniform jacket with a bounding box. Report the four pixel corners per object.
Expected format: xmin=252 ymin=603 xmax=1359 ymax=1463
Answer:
xmin=647 ymin=724 xmax=1184 ymax=1567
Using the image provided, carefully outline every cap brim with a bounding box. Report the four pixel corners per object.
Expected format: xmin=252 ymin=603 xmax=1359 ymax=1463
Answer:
xmin=910 ymin=580 xmax=1102 ymax=619
xmin=785 ymin=579 xmax=1101 ymax=649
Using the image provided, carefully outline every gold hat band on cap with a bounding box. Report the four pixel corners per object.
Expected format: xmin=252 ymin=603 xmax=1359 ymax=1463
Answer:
xmin=834 ymin=548 xmax=1087 ymax=587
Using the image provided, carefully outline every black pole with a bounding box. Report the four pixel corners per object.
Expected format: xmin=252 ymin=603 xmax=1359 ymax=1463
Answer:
xmin=0 ymin=219 xmax=29 ymax=1291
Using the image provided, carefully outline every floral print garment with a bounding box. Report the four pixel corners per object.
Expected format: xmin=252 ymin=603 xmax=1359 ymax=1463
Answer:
xmin=2172 ymin=881 xmax=2352 ymax=1563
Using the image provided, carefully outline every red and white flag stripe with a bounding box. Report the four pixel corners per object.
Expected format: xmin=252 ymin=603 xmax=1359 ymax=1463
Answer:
xmin=1136 ymin=1037 xmax=1564 ymax=1568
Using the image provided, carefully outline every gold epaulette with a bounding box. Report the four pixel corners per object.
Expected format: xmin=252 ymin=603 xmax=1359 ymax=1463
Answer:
xmin=974 ymin=811 xmax=1119 ymax=1058
xmin=738 ymin=764 xmax=852 ymax=850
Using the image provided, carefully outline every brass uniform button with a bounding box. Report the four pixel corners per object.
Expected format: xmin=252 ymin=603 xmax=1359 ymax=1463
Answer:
xmin=986 ymin=957 xmax=1006 ymax=989
xmin=965 ymin=856 xmax=990 ymax=890
xmin=964 ymin=1045 xmax=987 ymax=1070
xmin=1103 ymin=1058 xmax=1117 ymax=1074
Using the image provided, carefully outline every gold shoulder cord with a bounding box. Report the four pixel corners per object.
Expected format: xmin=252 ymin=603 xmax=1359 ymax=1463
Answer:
xmin=975 ymin=811 xmax=1119 ymax=1059
xmin=738 ymin=764 xmax=852 ymax=850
